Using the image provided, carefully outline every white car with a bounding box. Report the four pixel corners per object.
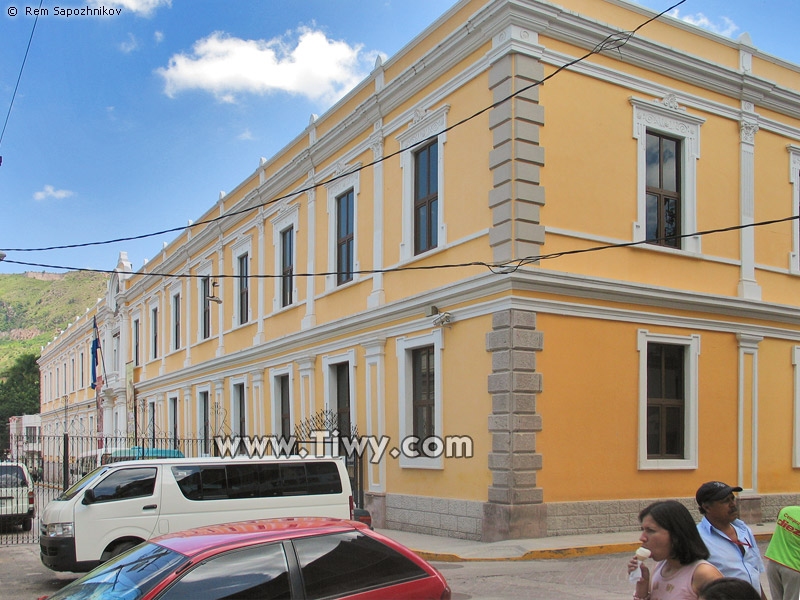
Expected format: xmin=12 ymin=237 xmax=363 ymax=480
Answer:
xmin=0 ymin=462 xmax=35 ymax=531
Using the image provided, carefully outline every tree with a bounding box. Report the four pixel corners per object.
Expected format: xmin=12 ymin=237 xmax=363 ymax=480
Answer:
xmin=0 ymin=353 xmax=40 ymax=451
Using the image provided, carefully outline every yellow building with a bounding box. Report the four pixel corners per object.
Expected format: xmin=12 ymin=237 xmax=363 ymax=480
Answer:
xmin=39 ymin=0 xmax=800 ymax=541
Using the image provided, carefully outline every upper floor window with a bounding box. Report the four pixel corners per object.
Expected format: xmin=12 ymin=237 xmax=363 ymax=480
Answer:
xmin=150 ymin=306 xmax=158 ymax=360
xmin=414 ymin=141 xmax=439 ymax=255
xmin=79 ymin=351 xmax=84 ymax=388
xmin=788 ymin=145 xmax=800 ymax=273
xmin=237 ymin=253 xmax=249 ymax=325
xmin=172 ymin=292 xmax=181 ymax=351
xmin=336 ymin=189 xmax=355 ymax=284
xmin=272 ymin=205 xmax=299 ymax=312
xmin=201 ymin=276 xmax=211 ymax=339
xmin=631 ymin=96 xmax=704 ymax=254
xmin=397 ymin=104 xmax=449 ymax=261
xmin=112 ymin=333 xmax=120 ymax=371
xmin=646 ymin=132 xmax=681 ymax=247
xmin=281 ymin=227 xmax=294 ymax=307
xmin=133 ymin=318 xmax=140 ymax=366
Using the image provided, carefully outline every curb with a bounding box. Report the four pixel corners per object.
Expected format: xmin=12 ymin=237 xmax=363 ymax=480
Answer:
xmin=415 ymin=532 xmax=774 ymax=563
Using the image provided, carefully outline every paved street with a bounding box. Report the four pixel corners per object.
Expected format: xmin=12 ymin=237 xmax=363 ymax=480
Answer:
xmin=0 ymin=541 xmax=772 ymax=599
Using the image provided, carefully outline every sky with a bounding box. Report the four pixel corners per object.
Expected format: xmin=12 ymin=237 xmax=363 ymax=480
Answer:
xmin=0 ymin=0 xmax=797 ymax=275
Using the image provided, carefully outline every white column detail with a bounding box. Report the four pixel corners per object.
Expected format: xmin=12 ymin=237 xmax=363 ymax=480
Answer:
xmin=254 ymin=215 xmax=266 ymax=344
xmin=368 ymin=126 xmax=385 ymax=308
xmin=363 ymin=337 xmax=386 ymax=492
xmin=738 ymin=104 xmax=761 ymax=300
xmin=302 ymin=181 xmax=317 ymax=329
xmin=737 ymin=333 xmax=762 ymax=495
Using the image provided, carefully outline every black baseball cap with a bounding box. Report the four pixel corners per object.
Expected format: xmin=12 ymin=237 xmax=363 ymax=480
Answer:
xmin=696 ymin=481 xmax=743 ymax=506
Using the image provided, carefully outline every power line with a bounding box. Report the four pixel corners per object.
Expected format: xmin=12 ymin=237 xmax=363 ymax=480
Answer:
xmin=4 ymin=213 xmax=796 ymax=280
xmin=0 ymin=0 xmax=686 ymax=252
xmin=0 ymin=0 xmax=44 ymax=150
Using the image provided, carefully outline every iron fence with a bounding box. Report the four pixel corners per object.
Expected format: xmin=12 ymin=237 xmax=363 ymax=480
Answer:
xmin=2 ymin=433 xmax=364 ymax=547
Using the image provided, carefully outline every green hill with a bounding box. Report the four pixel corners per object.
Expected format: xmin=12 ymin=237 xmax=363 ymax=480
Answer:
xmin=0 ymin=271 xmax=109 ymax=375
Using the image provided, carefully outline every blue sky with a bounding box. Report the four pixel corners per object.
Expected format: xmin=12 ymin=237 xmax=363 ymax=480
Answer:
xmin=0 ymin=0 xmax=796 ymax=275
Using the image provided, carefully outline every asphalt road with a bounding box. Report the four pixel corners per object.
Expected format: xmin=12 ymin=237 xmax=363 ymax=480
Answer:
xmin=0 ymin=541 xmax=772 ymax=600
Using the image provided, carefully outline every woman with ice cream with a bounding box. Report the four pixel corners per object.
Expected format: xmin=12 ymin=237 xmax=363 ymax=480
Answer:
xmin=628 ymin=501 xmax=723 ymax=599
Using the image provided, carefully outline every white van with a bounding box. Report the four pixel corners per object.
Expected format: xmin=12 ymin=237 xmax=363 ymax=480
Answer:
xmin=40 ymin=456 xmax=353 ymax=572
xmin=0 ymin=462 xmax=35 ymax=531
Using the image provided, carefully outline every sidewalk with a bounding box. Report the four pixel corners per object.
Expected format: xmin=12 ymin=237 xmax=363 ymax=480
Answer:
xmin=376 ymin=522 xmax=776 ymax=562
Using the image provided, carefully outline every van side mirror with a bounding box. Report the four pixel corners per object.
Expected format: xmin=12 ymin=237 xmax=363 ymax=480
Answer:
xmin=82 ymin=488 xmax=96 ymax=505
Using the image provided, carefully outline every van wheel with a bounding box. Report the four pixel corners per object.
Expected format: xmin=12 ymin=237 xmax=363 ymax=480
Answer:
xmin=101 ymin=540 xmax=138 ymax=563
xmin=21 ymin=518 xmax=32 ymax=532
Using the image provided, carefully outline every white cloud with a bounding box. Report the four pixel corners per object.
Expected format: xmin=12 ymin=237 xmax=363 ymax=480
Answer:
xmin=120 ymin=33 xmax=138 ymax=53
xmin=669 ymin=9 xmax=739 ymax=38
xmin=156 ymin=27 xmax=371 ymax=104
xmin=90 ymin=0 xmax=171 ymax=17
xmin=33 ymin=185 xmax=74 ymax=201
xmin=237 ymin=129 xmax=254 ymax=141
xmin=154 ymin=31 xmax=164 ymax=44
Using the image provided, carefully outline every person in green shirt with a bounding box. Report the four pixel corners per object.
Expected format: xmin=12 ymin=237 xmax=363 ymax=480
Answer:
xmin=765 ymin=506 xmax=800 ymax=600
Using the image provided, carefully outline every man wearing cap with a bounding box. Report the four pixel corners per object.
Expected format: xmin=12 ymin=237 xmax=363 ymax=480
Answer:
xmin=695 ymin=481 xmax=767 ymax=600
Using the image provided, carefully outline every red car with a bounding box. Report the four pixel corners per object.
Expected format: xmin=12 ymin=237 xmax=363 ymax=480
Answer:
xmin=43 ymin=517 xmax=451 ymax=600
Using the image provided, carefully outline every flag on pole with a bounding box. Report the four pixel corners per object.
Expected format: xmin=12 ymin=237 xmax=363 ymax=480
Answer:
xmin=90 ymin=316 xmax=102 ymax=392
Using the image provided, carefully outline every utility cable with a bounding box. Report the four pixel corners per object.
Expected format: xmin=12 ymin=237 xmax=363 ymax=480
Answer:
xmin=0 ymin=0 xmax=44 ymax=150
xmin=3 ymin=213 xmax=796 ymax=279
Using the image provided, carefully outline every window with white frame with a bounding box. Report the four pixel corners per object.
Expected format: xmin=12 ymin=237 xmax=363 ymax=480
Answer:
xmin=788 ymin=146 xmax=800 ymax=273
xmin=201 ymin=277 xmax=212 ymax=339
xmin=325 ymin=169 xmax=359 ymax=290
xmin=231 ymin=237 xmax=252 ymax=326
xmin=112 ymin=333 xmax=120 ymax=371
xmin=396 ymin=329 xmax=443 ymax=469
xmin=270 ymin=367 xmax=293 ymax=442
xmin=232 ymin=381 xmax=247 ymax=439
xmin=397 ymin=105 xmax=448 ymax=261
xmin=133 ymin=317 xmax=140 ymax=366
xmin=637 ymin=329 xmax=700 ymax=470
xmin=168 ymin=396 xmax=179 ymax=449
xmin=323 ymin=350 xmax=356 ymax=455
xmin=150 ymin=306 xmax=159 ymax=360
xmin=631 ymin=96 xmax=704 ymax=253
xmin=197 ymin=262 xmax=213 ymax=340
xmin=198 ymin=389 xmax=211 ymax=455
xmin=272 ymin=205 xmax=299 ymax=311
xmin=171 ymin=290 xmax=181 ymax=351
xmin=79 ymin=351 xmax=84 ymax=388
xmin=238 ymin=253 xmax=249 ymax=325
xmin=147 ymin=399 xmax=156 ymax=446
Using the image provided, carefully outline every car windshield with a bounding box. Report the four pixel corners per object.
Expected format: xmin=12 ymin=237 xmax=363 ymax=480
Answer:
xmin=46 ymin=542 xmax=187 ymax=600
xmin=0 ymin=465 xmax=25 ymax=487
xmin=57 ymin=467 xmax=110 ymax=501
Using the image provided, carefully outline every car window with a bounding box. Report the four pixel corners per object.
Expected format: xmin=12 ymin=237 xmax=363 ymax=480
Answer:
xmin=293 ymin=531 xmax=427 ymax=599
xmin=171 ymin=462 xmax=342 ymax=501
xmin=158 ymin=542 xmax=291 ymax=600
xmin=0 ymin=465 xmax=26 ymax=487
xmin=46 ymin=542 xmax=186 ymax=600
xmin=58 ymin=467 xmax=109 ymax=501
xmin=92 ymin=467 xmax=157 ymax=502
